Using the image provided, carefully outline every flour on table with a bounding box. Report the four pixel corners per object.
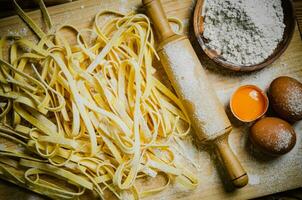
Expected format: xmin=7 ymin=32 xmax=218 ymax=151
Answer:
xmin=203 ymin=0 xmax=285 ymax=66
xmin=7 ymin=27 xmax=28 ymax=37
xmin=248 ymin=174 xmax=260 ymax=185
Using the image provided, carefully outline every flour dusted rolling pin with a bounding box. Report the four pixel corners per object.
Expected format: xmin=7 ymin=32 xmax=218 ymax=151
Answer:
xmin=143 ymin=0 xmax=248 ymax=187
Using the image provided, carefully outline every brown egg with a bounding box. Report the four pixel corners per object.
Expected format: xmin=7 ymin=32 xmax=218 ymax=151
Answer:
xmin=250 ymin=117 xmax=296 ymax=156
xmin=268 ymin=76 xmax=302 ymax=122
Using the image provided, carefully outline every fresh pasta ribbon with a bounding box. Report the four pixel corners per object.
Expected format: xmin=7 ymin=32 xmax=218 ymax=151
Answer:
xmin=0 ymin=2 xmax=198 ymax=199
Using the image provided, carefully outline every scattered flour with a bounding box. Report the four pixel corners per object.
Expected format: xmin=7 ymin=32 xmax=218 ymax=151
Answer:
xmin=248 ymin=122 xmax=302 ymax=191
xmin=7 ymin=27 xmax=28 ymax=37
xmin=27 ymin=196 xmax=45 ymax=200
xmin=259 ymin=125 xmax=292 ymax=152
xmin=283 ymin=85 xmax=302 ymax=116
xmin=248 ymin=174 xmax=260 ymax=185
xmin=162 ymin=40 xmax=230 ymax=139
xmin=273 ymin=124 xmax=293 ymax=151
xmin=203 ymin=0 xmax=285 ymax=66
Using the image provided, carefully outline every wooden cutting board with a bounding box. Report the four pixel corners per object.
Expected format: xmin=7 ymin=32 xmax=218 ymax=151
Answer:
xmin=0 ymin=0 xmax=301 ymax=199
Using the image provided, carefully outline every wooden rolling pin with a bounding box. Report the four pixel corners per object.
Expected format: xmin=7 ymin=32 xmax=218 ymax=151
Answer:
xmin=143 ymin=0 xmax=248 ymax=188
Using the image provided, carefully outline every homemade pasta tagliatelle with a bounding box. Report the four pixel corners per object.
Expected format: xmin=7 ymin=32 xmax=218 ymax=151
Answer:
xmin=0 ymin=1 xmax=198 ymax=199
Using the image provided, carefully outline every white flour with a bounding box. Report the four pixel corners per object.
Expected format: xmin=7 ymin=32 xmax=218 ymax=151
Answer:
xmin=272 ymin=124 xmax=293 ymax=151
xmin=203 ymin=0 xmax=285 ymax=66
xmin=162 ymin=40 xmax=231 ymax=139
xmin=248 ymin=174 xmax=260 ymax=185
xmin=284 ymin=84 xmax=302 ymax=116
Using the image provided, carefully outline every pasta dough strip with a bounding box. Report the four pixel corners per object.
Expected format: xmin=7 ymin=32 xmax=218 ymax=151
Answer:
xmin=0 ymin=3 xmax=198 ymax=199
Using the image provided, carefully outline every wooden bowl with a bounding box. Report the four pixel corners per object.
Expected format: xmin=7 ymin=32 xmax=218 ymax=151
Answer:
xmin=193 ymin=0 xmax=296 ymax=72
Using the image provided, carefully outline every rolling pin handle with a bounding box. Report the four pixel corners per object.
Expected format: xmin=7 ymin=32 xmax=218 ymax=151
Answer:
xmin=142 ymin=0 xmax=175 ymax=41
xmin=215 ymin=133 xmax=249 ymax=188
xmin=143 ymin=0 xmax=249 ymax=189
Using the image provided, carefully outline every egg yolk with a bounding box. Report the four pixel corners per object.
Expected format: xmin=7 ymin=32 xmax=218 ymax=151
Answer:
xmin=231 ymin=86 xmax=267 ymax=122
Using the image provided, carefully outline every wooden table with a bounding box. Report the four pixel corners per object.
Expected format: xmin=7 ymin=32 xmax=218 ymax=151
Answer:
xmin=294 ymin=0 xmax=302 ymax=37
xmin=0 ymin=0 xmax=301 ymax=199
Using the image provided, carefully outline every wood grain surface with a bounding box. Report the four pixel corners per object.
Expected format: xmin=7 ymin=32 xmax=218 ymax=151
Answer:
xmin=0 ymin=0 xmax=301 ymax=199
xmin=293 ymin=0 xmax=302 ymax=37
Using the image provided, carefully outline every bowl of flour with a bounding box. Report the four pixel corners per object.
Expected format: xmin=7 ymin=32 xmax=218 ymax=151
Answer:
xmin=193 ymin=0 xmax=295 ymax=72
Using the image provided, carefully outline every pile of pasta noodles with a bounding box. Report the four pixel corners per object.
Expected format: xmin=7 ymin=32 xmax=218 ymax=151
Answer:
xmin=0 ymin=0 xmax=198 ymax=199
